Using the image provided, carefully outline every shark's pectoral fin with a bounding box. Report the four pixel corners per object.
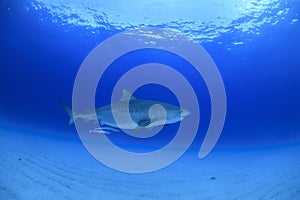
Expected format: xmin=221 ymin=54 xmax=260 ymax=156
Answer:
xmin=144 ymin=118 xmax=166 ymax=129
xmin=133 ymin=119 xmax=153 ymax=132
xmin=138 ymin=119 xmax=151 ymax=127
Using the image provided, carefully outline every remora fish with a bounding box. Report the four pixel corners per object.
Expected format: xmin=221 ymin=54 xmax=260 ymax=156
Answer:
xmin=62 ymin=89 xmax=190 ymax=132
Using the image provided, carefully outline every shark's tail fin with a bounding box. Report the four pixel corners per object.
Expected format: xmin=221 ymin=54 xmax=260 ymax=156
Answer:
xmin=61 ymin=100 xmax=74 ymax=126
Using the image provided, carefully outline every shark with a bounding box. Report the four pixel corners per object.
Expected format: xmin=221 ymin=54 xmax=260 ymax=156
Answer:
xmin=62 ymin=89 xmax=190 ymax=133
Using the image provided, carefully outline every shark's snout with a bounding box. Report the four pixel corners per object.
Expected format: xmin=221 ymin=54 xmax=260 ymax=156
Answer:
xmin=181 ymin=108 xmax=191 ymax=117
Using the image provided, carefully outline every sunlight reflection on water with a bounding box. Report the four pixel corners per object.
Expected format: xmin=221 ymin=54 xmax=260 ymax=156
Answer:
xmin=27 ymin=0 xmax=293 ymax=44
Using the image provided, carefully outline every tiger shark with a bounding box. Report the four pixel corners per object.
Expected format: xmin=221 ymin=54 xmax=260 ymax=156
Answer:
xmin=62 ymin=89 xmax=190 ymax=133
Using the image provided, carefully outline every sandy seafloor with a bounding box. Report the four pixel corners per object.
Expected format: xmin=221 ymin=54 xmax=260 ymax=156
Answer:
xmin=1 ymin=127 xmax=299 ymax=200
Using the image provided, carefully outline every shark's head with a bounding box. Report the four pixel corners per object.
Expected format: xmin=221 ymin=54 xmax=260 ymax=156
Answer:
xmin=180 ymin=108 xmax=191 ymax=118
xmin=161 ymin=104 xmax=191 ymax=124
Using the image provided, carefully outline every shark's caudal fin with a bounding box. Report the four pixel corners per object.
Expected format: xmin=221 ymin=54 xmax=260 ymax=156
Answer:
xmin=61 ymin=101 xmax=74 ymax=126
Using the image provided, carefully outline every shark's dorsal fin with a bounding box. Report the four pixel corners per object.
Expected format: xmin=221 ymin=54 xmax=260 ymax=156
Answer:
xmin=119 ymin=89 xmax=136 ymax=102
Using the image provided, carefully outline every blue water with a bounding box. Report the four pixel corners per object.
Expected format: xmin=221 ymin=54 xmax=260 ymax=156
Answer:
xmin=1 ymin=0 xmax=300 ymax=199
